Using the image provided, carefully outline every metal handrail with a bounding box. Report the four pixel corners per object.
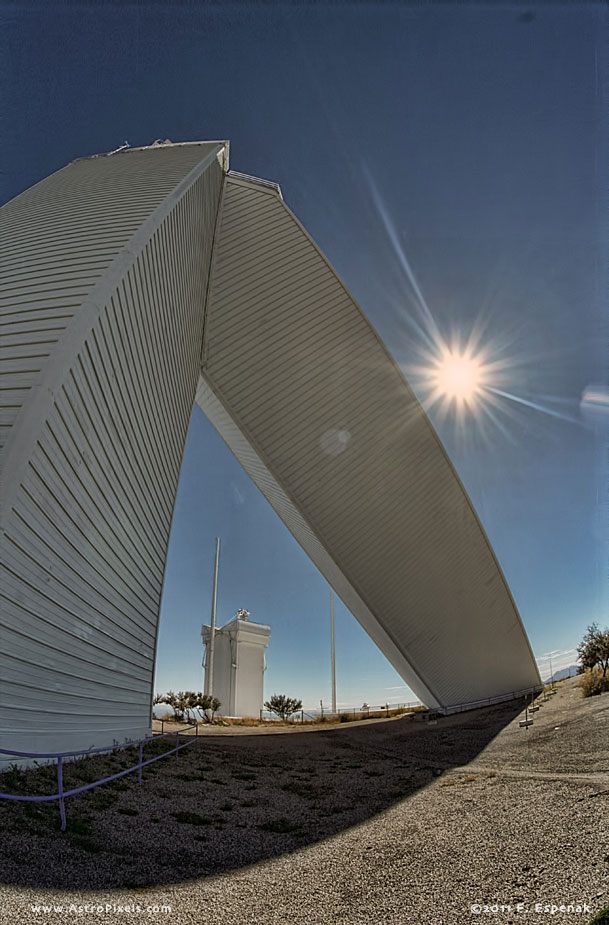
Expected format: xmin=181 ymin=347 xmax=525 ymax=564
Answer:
xmin=0 ymin=724 xmax=199 ymax=831
xmin=442 ymin=685 xmax=543 ymax=715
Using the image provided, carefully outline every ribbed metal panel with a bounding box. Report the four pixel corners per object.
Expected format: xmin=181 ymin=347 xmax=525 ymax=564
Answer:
xmin=0 ymin=143 xmax=222 ymax=453
xmin=1 ymin=145 xmax=539 ymax=767
xmin=1 ymin=144 xmax=225 ymax=761
xmin=201 ymin=175 xmax=541 ymax=710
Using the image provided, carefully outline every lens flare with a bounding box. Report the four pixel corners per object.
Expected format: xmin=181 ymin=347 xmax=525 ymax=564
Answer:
xmin=435 ymin=351 xmax=482 ymax=402
xmin=363 ymin=166 xmax=583 ymax=434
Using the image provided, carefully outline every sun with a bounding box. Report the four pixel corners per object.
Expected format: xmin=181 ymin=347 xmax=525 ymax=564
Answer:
xmin=434 ymin=350 xmax=483 ymax=402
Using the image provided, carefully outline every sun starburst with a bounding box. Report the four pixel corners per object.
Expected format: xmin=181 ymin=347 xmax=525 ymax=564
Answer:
xmin=434 ymin=350 xmax=483 ymax=403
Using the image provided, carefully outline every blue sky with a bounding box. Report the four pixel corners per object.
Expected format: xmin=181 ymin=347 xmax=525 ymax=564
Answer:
xmin=3 ymin=1 xmax=607 ymax=706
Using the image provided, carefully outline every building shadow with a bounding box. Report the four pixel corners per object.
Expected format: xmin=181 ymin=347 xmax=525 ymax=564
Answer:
xmin=0 ymin=698 xmax=524 ymax=890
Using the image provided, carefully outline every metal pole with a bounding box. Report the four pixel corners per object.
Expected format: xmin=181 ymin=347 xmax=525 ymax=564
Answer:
xmin=330 ymin=588 xmax=336 ymax=714
xmin=57 ymin=757 xmax=66 ymax=831
xmin=206 ymin=537 xmax=220 ymax=698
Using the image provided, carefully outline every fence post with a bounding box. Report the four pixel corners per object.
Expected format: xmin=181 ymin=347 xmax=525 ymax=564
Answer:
xmin=175 ymin=731 xmax=179 ymax=761
xmin=57 ymin=757 xmax=66 ymax=831
xmin=138 ymin=742 xmax=143 ymax=785
xmin=161 ymin=719 xmax=164 ymax=734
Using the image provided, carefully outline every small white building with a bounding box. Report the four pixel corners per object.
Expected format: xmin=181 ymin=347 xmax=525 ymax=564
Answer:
xmin=201 ymin=611 xmax=271 ymax=717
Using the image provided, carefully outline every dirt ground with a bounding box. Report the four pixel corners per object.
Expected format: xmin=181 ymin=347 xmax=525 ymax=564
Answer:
xmin=0 ymin=678 xmax=607 ymax=924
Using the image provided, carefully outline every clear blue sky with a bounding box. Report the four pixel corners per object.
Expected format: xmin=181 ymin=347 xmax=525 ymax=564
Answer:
xmin=2 ymin=2 xmax=607 ymax=706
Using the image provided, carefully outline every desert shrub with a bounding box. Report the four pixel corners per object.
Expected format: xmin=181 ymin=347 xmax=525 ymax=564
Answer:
xmin=589 ymin=904 xmax=609 ymax=924
xmin=155 ymin=691 xmax=221 ymax=723
xmin=172 ymin=811 xmax=212 ymax=825
xmin=259 ymin=817 xmax=300 ymax=834
xmin=1 ymin=764 xmax=28 ymax=793
xmin=264 ymin=694 xmax=302 ymax=720
xmin=577 ymin=624 xmax=609 ymax=679
xmin=579 ymin=668 xmax=609 ymax=698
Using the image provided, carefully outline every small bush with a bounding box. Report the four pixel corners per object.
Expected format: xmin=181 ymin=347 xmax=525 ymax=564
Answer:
xmin=172 ymin=811 xmax=212 ymax=825
xmin=23 ymin=801 xmax=56 ymax=829
xmin=282 ymin=781 xmax=319 ymax=799
xmin=2 ymin=764 xmax=28 ymax=793
xmin=259 ymin=817 xmax=300 ymax=834
xmin=264 ymin=694 xmax=302 ymax=721
xmin=73 ymin=837 xmax=101 ymax=854
xmin=64 ymin=816 xmax=93 ymax=837
xmin=589 ymin=905 xmax=609 ymax=924
xmin=579 ymin=669 xmax=609 ymax=698
xmin=90 ymin=790 xmax=119 ymax=810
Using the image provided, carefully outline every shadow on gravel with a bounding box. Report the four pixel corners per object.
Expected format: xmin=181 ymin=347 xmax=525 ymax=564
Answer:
xmin=0 ymin=699 xmax=523 ymax=890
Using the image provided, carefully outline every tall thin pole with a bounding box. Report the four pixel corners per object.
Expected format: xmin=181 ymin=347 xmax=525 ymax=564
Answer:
xmin=330 ymin=588 xmax=336 ymax=714
xmin=206 ymin=537 xmax=220 ymax=697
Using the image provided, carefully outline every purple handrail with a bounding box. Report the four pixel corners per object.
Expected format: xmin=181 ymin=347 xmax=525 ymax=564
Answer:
xmin=0 ymin=723 xmax=199 ymax=830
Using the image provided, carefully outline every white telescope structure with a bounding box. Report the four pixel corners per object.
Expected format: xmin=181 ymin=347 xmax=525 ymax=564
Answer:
xmin=0 ymin=141 xmax=541 ymax=762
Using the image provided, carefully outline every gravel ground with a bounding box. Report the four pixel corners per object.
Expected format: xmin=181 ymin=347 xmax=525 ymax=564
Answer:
xmin=1 ymin=678 xmax=607 ymax=925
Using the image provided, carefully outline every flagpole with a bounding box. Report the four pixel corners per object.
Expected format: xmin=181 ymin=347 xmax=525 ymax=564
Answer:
xmin=331 ymin=588 xmax=336 ymax=714
xmin=206 ymin=537 xmax=220 ymax=697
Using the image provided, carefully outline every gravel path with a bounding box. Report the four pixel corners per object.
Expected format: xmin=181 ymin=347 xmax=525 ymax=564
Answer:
xmin=1 ymin=679 xmax=607 ymax=924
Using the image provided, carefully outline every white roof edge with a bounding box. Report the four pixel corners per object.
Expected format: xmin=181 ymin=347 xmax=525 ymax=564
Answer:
xmin=227 ymin=170 xmax=283 ymax=199
xmin=70 ymin=140 xmax=230 ymax=164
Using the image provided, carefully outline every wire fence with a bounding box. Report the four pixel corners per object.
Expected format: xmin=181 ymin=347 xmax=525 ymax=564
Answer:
xmin=258 ymin=701 xmax=424 ymax=722
xmin=0 ymin=725 xmax=198 ymax=832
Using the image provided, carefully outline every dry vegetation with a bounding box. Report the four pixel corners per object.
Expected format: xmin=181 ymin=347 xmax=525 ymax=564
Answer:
xmin=579 ymin=668 xmax=609 ymax=698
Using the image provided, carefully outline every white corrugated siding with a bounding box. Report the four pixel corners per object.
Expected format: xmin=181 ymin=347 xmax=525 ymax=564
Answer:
xmin=0 ymin=144 xmax=222 ymax=453
xmin=201 ymin=175 xmax=541 ymax=710
xmin=0 ymin=144 xmax=225 ymax=761
xmin=1 ymin=146 xmax=540 ymax=767
xmin=195 ymin=376 xmax=441 ymax=708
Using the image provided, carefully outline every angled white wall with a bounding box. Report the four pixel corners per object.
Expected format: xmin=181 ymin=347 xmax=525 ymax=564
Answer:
xmin=1 ymin=143 xmax=541 ymax=766
xmin=197 ymin=172 xmax=542 ymax=711
xmin=1 ymin=143 xmax=226 ymax=761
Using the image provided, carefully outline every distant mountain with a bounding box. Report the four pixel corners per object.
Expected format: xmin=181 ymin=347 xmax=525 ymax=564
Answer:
xmin=544 ymin=665 xmax=579 ymax=683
